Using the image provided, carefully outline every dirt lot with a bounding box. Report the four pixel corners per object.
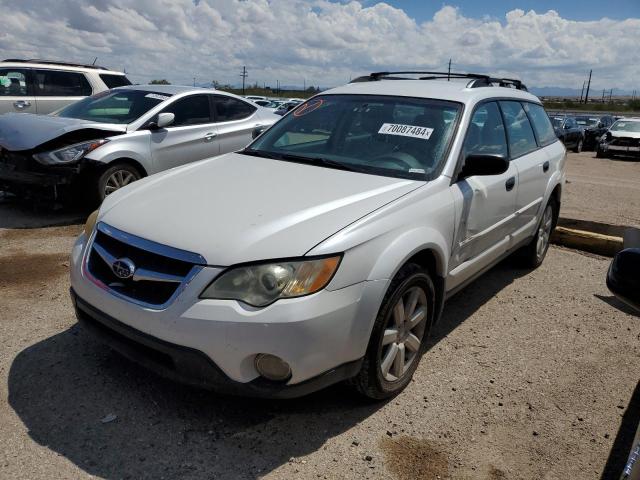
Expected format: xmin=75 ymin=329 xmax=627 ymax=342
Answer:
xmin=0 ymin=221 xmax=638 ymax=479
xmin=562 ymin=151 xmax=640 ymax=228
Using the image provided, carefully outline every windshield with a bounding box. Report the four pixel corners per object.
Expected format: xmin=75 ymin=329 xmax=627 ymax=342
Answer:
xmin=247 ymin=94 xmax=461 ymax=180
xmin=56 ymin=89 xmax=171 ymax=124
xmin=611 ymin=120 xmax=640 ymax=133
xmin=575 ymin=116 xmax=599 ymax=127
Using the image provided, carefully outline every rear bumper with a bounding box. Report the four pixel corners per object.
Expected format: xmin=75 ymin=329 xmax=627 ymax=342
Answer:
xmin=72 ymin=289 xmax=364 ymax=398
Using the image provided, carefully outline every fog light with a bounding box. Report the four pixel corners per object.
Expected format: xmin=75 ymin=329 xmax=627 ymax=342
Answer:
xmin=255 ymin=354 xmax=291 ymax=381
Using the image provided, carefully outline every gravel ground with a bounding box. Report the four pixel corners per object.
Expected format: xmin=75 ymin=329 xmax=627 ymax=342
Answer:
xmin=0 ymin=224 xmax=638 ymax=480
xmin=562 ymin=151 xmax=640 ymax=228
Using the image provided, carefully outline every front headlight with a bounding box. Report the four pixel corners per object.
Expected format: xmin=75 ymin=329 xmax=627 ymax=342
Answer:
xmin=33 ymin=139 xmax=109 ymax=165
xmin=200 ymin=255 xmax=341 ymax=307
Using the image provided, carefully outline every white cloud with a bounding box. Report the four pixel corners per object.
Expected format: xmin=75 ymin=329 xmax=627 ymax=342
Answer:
xmin=0 ymin=0 xmax=638 ymax=91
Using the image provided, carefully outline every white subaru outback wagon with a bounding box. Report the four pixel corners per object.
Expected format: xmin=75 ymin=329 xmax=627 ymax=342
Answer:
xmin=70 ymin=71 xmax=566 ymax=399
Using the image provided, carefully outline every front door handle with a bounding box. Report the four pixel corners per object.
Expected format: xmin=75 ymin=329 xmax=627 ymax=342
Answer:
xmin=505 ymin=177 xmax=516 ymax=191
xmin=543 ymin=161 xmax=550 ymax=173
xmin=13 ymin=100 xmax=31 ymax=109
xmin=203 ymin=132 xmax=217 ymax=142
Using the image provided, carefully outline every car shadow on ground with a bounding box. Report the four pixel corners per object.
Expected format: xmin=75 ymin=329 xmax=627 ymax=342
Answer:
xmin=8 ymin=258 xmax=530 ymax=479
xmin=0 ymin=193 xmax=85 ymax=229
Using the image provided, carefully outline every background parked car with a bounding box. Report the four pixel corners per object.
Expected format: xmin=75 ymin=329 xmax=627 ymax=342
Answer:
xmin=575 ymin=114 xmax=614 ymax=150
xmin=0 ymin=59 xmax=130 ymax=115
xmin=0 ymin=85 xmax=279 ymax=204
xmin=274 ymin=100 xmax=303 ymax=116
xmin=597 ymin=117 xmax=640 ymax=160
xmin=550 ymin=114 xmax=585 ymax=152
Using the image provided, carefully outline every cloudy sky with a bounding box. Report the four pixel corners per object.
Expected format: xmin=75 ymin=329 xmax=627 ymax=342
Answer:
xmin=1 ymin=0 xmax=639 ymax=92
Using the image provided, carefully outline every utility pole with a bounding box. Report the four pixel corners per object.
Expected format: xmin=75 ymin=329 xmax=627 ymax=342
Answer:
xmin=609 ymin=89 xmax=613 ymax=103
xmin=193 ymin=77 xmax=196 ymax=87
xmin=240 ymin=66 xmax=248 ymax=95
xmin=602 ymin=89 xmax=606 ymax=103
xmin=579 ymin=81 xmax=586 ymax=103
xmin=584 ymin=69 xmax=592 ymax=104
xmin=447 ymin=58 xmax=452 ymax=81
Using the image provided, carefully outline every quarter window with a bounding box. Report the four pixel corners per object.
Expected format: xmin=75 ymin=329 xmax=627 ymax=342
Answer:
xmin=0 ymin=69 xmax=28 ymax=96
xmin=161 ymin=95 xmax=212 ymax=127
xmin=214 ymin=96 xmax=256 ymax=122
xmin=499 ymin=101 xmax=538 ymax=158
xmin=523 ymin=103 xmax=557 ymax=147
xmin=99 ymin=74 xmax=132 ymax=89
xmin=463 ymin=102 xmax=508 ymax=158
xmin=33 ymin=70 xmax=92 ymax=96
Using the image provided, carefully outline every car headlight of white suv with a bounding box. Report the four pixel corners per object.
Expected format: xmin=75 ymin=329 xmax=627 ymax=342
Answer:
xmin=200 ymin=255 xmax=341 ymax=307
xmin=33 ymin=139 xmax=109 ymax=165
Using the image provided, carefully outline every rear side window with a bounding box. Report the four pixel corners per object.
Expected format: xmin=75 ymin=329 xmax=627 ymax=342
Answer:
xmin=0 ymin=69 xmax=28 ymax=96
xmin=161 ymin=94 xmax=212 ymax=127
xmin=463 ymin=102 xmax=508 ymax=158
xmin=523 ymin=103 xmax=557 ymax=147
xmin=33 ymin=70 xmax=92 ymax=96
xmin=214 ymin=96 xmax=257 ymax=122
xmin=499 ymin=101 xmax=538 ymax=158
xmin=99 ymin=74 xmax=132 ymax=89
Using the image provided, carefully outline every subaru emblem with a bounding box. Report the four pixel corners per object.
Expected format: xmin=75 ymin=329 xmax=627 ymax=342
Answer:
xmin=111 ymin=257 xmax=136 ymax=280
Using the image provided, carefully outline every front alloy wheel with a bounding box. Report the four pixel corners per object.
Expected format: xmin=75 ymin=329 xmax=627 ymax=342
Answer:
xmin=380 ymin=287 xmax=428 ymax=381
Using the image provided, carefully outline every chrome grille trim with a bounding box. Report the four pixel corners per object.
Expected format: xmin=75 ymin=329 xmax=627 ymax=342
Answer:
xmin=84 ymin=222 xmax=207 ymax=310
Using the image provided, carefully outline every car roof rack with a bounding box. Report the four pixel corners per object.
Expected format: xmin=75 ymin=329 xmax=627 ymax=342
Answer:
xmin=2 ymin=59 xmax=110 ymax=70
xmin=350 ymin=71 xmax=528 ymax=91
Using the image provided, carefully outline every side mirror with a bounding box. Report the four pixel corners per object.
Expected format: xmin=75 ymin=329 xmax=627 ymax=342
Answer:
xmin=156 ymin=112 xmax=175 ymax=129
xmin=607 ymin=228 xmax=640 ymax=312
xmin=252 ymin=124 xmax=268 ymax=139
xmin=459 ymin=154 xmax=509 ymax=179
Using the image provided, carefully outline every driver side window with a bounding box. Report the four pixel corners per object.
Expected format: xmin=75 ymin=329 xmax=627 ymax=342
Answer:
xmin=463 ymin=102 xmax=508 ymax=158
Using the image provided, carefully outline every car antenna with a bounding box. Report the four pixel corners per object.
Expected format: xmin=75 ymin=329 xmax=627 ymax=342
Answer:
xmin=92 ymin=57 xmax=98 ymax=66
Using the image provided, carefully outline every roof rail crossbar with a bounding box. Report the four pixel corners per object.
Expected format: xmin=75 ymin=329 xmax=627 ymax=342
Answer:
xmin=2 ymin=59 xmax=110 ymax=70
xmin=351 ymin=71 xmax=527 ymax=91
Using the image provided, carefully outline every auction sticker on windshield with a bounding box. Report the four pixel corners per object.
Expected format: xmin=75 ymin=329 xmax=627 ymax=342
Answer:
xmin=378 ymin=123 xmax=434 ymax=140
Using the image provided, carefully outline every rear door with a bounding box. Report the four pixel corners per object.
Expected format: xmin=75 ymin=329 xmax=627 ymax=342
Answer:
xmin=150 ymin=94 xmax=219 ymax=171
xmin=503 ymin=101 xmax=552 ymax=240
xmin=32 ymin=69 xmax=93 ymax=114
xmin=448 ymin=101 xmax=518 ymax=289
xmin=0 ymin=68 xmax=36 ymax=114
xmin=211 ymin=95 xmax=260 ymax=153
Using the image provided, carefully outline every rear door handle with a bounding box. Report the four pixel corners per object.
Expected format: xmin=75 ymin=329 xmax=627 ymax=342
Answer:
xmin=204 ymin=132 xmax=217 ymax=142
xmin=543 ymin=161 xmax=550 ymax=173
xmin=13 ymin=100 xmax=31 ymax=109
xmin=505 ymin=177 xmax=516 ymax=191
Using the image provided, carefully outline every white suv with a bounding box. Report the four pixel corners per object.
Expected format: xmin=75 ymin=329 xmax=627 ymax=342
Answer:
xmin=0 ymin=59 xmax=130 ymax=114
xmin=70 ymin=72 xmax=566 ymax=399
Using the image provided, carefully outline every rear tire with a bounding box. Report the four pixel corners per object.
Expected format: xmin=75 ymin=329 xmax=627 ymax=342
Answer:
xmin=519 ymin=199 xmax=557 ymax=269
xmin=349 ymin=263 xmax=435 ymax=400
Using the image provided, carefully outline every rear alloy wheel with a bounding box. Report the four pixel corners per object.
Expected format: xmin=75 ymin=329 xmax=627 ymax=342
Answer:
xmin=349 ymin=263 xmax=435 ymax=400
xmin=519 ymin=200 xmax=556 ymax=268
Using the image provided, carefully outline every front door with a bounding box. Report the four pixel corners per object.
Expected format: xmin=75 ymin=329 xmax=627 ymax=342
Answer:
xmin=150 ymin=94 xmax=220 ymax=171
xmin=0 ymin=68 xmax=36 ymax=114
xmin=448 ymin=101 xmax=518 ymax=290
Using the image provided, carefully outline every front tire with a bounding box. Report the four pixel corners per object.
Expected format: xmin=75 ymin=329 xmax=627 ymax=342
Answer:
xmin=573 ymin=138 xmax=583 ymax=153
xmin=349 ymin=263 xmax=435 ymax=400
xmin=88 ymin=163 xmax=142 ymax=206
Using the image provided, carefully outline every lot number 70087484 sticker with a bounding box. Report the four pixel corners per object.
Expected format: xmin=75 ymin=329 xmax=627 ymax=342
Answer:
xmin=378 ymin=123 xmax=434 ymax=140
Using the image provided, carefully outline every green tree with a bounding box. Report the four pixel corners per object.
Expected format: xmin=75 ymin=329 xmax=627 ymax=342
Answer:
xmin=150 ymin=79 xmax=171 ymax=85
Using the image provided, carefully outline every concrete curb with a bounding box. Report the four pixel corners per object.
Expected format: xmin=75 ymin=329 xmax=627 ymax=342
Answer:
xmin=551 ymin=226 xmax=623 ymax=257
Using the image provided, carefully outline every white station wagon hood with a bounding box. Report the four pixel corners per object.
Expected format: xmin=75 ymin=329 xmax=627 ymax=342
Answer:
xmin=99 ymin=152 xmax=422 ymax=266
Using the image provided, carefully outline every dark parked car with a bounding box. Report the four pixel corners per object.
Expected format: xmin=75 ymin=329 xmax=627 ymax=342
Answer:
xmin=575 ymin=115 xmax=614 ymax=150
xmin=550 ymin=115 xmax=585 ymax=152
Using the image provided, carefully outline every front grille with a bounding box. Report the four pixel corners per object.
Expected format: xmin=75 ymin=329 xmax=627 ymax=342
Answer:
xmin=87 ymin=223 xmax=205 ymax=308
xmin=0 ymin=150 xmax=31 ymax=172
xmin=609 ymin=136 xmax=640 ymax=147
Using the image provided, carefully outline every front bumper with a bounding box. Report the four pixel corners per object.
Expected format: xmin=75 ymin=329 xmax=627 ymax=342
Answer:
xmin=0 ymin=151 xmax=78 ymax=197
xmin=72 ymin=290 xmax=363 ymax=398
xmin=70 ymin=233 xmax=388 ymax=396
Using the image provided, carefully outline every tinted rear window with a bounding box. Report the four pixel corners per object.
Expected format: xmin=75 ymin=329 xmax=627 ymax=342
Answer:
xmin=33 ymin=70 xmax=92 ymax=96
xmin=99 ymin=74 xmax=132 ymax=89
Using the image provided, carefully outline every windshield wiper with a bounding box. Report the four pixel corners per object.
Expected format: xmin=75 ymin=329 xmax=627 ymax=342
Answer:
xmin=240 ymin=148 xmax=282 ymax=160
xmin=279 ymin=153 xmax=360 ymax=172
